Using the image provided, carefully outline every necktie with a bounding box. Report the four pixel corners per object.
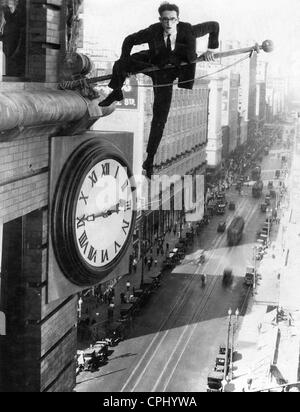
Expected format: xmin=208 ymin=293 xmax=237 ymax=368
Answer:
xmin=166 ymin=34 xmax=172 ymax=53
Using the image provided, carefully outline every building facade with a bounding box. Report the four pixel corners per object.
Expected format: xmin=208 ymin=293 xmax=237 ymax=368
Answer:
xmin=248 ymin=52 xmax=258 ymax=142
xmin=220 ymin=41 xmax=250 ymax=147
xmin=0 ymin=0 xmax=120 ymax=392
xmin=206 ymin=75 xmax=223 ymax=169
xmin=94 ymin=72 xmax=209 ymax=260
xmin=222 ymin=72 xmax=240 ymax=155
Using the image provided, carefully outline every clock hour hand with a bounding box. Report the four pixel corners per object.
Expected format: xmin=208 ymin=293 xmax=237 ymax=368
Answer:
xmin=84 ymin=203 xmax=122 ymax=221
xmin=106 ymin=200 xmax=128 ymax=215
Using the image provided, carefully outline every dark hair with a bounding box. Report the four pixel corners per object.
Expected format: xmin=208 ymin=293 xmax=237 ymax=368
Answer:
xmin=158 ymin=2 xmax=179 ymax=16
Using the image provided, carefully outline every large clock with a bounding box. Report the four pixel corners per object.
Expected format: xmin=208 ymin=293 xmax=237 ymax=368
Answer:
xmin=51 ymin=138 xmax=136 ymax=286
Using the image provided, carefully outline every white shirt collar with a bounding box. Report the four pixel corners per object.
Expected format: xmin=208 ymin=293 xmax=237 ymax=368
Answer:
xmin=163 ymin=29 xmax=177 ymax=39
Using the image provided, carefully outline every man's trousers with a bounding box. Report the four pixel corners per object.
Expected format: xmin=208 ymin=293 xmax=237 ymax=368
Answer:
xmin=108 ymin=51 xmax=177 ymax=159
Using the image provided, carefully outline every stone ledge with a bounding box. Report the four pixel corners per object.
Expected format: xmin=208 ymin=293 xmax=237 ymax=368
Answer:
xmin=0 ymin=87 xmax=114 ymax=138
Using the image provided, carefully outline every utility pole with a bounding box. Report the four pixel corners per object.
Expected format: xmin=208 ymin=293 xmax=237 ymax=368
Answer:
xmin=253 ymin=246 xmax=257 ymax=290
xmin=179 ymin=210 xmax=183 ymax=239
xmin=225 ymin=308 xmax=232 ymax=386
xmin=230 ymin=309 xmax=239 ymax=381
xmin=140 ymin=211 xmax=145 ymax=288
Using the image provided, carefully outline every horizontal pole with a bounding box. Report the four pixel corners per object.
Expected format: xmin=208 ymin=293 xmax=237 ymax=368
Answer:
xmin=86 ymin=41 xmax=272 ymax=85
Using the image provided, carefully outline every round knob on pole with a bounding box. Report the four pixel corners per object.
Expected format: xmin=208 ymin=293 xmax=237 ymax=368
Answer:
xmin=262 ymin=40 xmax=274 ymax=53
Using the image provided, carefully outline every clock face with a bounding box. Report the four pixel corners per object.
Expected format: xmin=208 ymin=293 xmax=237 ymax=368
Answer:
xmin=74 ymin=158 xmax=134 ymax=269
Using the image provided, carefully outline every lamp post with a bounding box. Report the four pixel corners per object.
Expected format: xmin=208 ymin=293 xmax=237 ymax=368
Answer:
xmin=253 ymin=246 xmax=257 ymax=290
xmin=266 ymin=208 xmax=272 ymax=243
xmin=78 ymin=296 xmax=83 ymax=319
xmin=230 ymin=309 xmax=240 ymax=380
xmin=140 ymin=212 xmax=146 ymax=288
xmin=225 ymin=308 xmax=232 ymax=385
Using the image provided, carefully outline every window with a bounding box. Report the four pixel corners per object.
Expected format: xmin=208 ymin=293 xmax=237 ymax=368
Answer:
xmin=0 ymin=0 xmax=27 ymax=80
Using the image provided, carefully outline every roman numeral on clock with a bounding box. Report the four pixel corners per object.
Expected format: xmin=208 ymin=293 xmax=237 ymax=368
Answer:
xmin=88 ymin=246 xmax=97 ymax=263
xmin=114 ymin=241 xmax=121 ymax=254
xmin=78 ymin=231 xmax=89 ymax=254
xmin=122 ymin=219 xmax=130 ymax=236
xmin=125 ymin=200 xmax=132 ymax=211
xmin=122 ymin=180 xmax=129 ymax=192
xmin=115 ymin=166 xmax=120 ymax=179
xmin=76 ymin=215 xmax=86 ymax=229
xmin=88 ymin=170 xmax=98 ymax=187
xmin=102 ymin=163 xmax=110 ymax=176
xmin=101 ymin=249 xmax=109 ymax=263
xmin=120 ymin=199 xmax=132 ymax=211
xmin=79 ymin=191 xmax=89 ymax=205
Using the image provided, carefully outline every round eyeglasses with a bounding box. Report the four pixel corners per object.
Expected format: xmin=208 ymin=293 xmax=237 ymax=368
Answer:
xmin=161 ymin=17 xmax=178 ymax=23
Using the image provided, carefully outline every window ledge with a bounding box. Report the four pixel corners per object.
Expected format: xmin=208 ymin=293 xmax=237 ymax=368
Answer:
xmin=0 ymin=80 xmax=59 ymax=92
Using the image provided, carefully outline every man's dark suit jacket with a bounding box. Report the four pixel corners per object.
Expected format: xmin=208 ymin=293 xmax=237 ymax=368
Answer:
xmin=120 ymin=21 xmax=219 ymax=90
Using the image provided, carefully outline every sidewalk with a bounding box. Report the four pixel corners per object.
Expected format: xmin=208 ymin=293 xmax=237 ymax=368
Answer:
xmin=232 ymin=144 xmax=300 ymax=392
xmin=232 ymin=241 xmax=282 ymax=392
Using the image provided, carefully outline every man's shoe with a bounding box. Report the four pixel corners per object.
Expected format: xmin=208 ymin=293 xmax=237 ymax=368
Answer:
xmin=99 ymin=89 xmax=123 ymax=107
xmin=142 ymin=159 xmax=154 ymax=180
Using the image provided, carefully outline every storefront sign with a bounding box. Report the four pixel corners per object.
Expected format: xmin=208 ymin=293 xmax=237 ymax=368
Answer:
xmin=116 ymin=77 xmax=138 ymax=110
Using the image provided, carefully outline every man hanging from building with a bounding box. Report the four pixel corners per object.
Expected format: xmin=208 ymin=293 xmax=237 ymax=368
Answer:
xmin=99 ymin=2 xmax=219 ymax=179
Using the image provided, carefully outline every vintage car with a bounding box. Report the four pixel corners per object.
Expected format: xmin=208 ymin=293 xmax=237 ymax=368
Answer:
xmin=228 ymin=201 xmax=236 ymax=211
xmin=265 ymin=195 xmax=271 ymax=206
xmin=261 ymin=203 xmax=267 ymax=212
xmin=216 ymin=193 xmax=227 ymax=204
xmin=207 ymin=371 xmax=224 ymax=392
xmin=217 ymin=221 xmax=226 ymax=233
xmin=244 ymin=266 xmax=256 ymax=286
xmin=105 ymin=322 xmax=125 ymax=346
xmin=215 ymin=355 xmax=227 ymax=373
xmin=82 ymin=349 xmax=100 ymax=371
xmin=217 ymin=203 xmax=226 ymax=215
xmin=223 ymin=268 xmax=233 ymax=285
xmin=94 ymin=341 xmax=109 ymax=358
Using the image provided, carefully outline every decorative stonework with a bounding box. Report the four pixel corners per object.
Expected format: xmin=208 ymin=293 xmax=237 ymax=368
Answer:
xmin=65 ymin=0 xmax=83 ymax=55
xmin=0 ymin=0 xmax=26 ymax=77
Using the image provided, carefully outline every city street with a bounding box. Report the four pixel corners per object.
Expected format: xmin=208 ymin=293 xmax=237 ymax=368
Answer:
xmin=76 ymin=151 xmax=283 ymax=393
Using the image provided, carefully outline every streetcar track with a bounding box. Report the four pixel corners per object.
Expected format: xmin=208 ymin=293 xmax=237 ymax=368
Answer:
xmin=152 ymin=203 xmax=258 ymax=392
xmin=152 ymin=270 xmax=221 ymax=392
xmin=121 ymin=195 xmax=251 ymax=392
xmin=152 ymin=155 xmax=282 ymax=391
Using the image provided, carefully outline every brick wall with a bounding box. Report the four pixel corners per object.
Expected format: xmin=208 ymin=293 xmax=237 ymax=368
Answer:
xmin=0 ymin=129 xmax=78 ymax=392
xmin=46 ymin=362 xmax=76 ymax=392
xmin=0 ymin=0 xmax=89 ymax=392
xmin=41 ymin=326 xmax=77 ymax=391
xmin=41 ymin=297 xmax=77 ymax=355
xmin=28 ymin=0 xmax=63 ymax=82
xmin=0 ymin=173 xmax=48 ymax=224
xmin=0 ymin=137 xmax=49 ymax=186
